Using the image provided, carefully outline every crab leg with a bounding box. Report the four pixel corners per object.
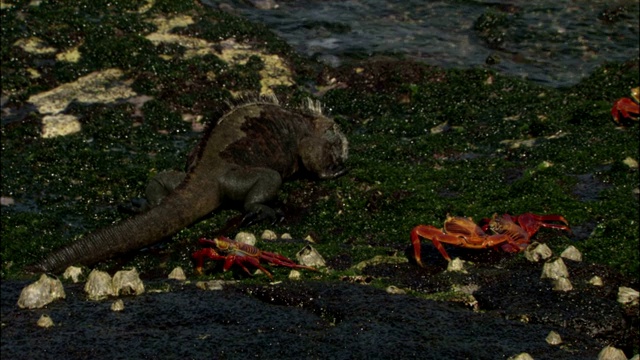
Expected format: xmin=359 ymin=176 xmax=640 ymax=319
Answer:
xmin=411 ymin=216 xmax=514 ymax=267
xmin=260 ymin=251 xmax=317 ymax=272
xmin=193 ymin=248 xmax=225 ymax=273
xmin=233 ymin=255 xmax=274 ymax=279
xmin=411 ymin=225 xmax=454 ymax=267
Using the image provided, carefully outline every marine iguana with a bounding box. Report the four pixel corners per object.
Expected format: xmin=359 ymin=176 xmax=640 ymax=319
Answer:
xmin=30 ymin=98 xmax=348 ymax=273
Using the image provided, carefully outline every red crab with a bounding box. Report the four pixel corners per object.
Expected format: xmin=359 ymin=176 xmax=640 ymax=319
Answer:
xmin=193 ymin=236 xmax=317 ymax=279
xmin=611 ymin=87 xmax=639 ymax=125
xmin=410 ymin=213 xmax=571 ymax=267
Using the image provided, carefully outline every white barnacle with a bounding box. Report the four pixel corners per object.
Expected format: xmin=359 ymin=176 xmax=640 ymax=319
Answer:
xmin=524 ymin=241 xmax=552 ymax=262
xmin=296 ymin=245 xmax=326 ymax=268
xmin=618 ymin=286 xmax=639 ymax=306
xmin=168 ymin=267 xmax=187 ymax=281
xmin=546 ymin=330 xmax=562 ymax=345
xmin=17 ymin=274 xmax=66 ymax=309
xmin=560 ymin=245 xmax=582 ymax=262
xmin=234 ymin=232 xmax=257 ymax=246
xmin=84 ymin=269 xmax=115 ymax=300
xmin=540 ymin=258 xmax=569 ymax=280
xmin=37 ymin=314 xmax=55 ymax=328
xmin=112 ymin=268 xmax=145 ymax=296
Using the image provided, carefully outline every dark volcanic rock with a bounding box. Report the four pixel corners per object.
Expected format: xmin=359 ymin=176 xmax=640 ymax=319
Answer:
xmin=363 ymin=252 xmax=638 ymax=358
xmin=2 ymin=279 xmax=603 ymax=359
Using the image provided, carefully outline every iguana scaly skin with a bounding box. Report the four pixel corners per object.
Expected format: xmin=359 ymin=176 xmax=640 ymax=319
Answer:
xmin=30 ymin=100 xmax=348 ymax=273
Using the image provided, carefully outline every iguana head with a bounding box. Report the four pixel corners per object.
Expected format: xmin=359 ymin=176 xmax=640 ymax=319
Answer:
xmin=300 ymin=120 xmax=349 ymax=179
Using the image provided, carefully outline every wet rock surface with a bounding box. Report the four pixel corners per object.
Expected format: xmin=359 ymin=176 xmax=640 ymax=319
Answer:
xmin=363 ymin=252 xmax=639 ymax=357
xmin=1 ymin=279 xmax=606 ymax=359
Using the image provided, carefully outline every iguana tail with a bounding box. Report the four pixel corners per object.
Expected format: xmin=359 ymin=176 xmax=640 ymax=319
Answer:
xmin=29 ymin=176 xmax=219 ymax=274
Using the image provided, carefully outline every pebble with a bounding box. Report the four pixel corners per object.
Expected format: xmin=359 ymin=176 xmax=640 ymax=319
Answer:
xmin=111 ymin=299 xmax=125 ymax=312
xmin=17 ymin=274 xmax=66 ymax=309
xmin=196 ymin=280 xmax=226 ymax=291
xmin=62 ymin=266 xmax=83 ymax=283
xmin=597 ymin=345 xmax=627 ymax=360
xmin=524 ymin=242 xmax=553 ymax=262
xmin=385 ymin=285 xmax=406 ymax=295
xmin=446 ymin=257 xmax=468 ymax=273
xmin=560 ymin=245 xmax=582 ymax=262
xmin=589 ymin=276 xmax=604 ymax=286
xmin=37 ymin=314 xmax=54 ymax=328
xmin=545 ymin=330 xmax=562 ymax=345
xmin=261 ymin=229 xmax=277 ymax=241
xmin=617 ymin=286 xmax=639 ymax=306
xmin=508 ymin=353 xmax=534 ymax=360
xmin=168 ymin=266 xmax=187 ymax=281
xmin=552 ymin=277 xmax=573 ymax=292
xmin=288 ymin=270 xmax=301 ymax=280
xmin=622 ymin=156 xmax=638 ymax=170
xmin=234 ymin=231 xmax=257 ymax=246
xmin=304 ymin=234 xmax=317 ymax=243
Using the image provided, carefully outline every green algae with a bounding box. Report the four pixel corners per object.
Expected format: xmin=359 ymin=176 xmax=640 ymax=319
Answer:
xmin=1 ymin=0 xmax=638 ymax=283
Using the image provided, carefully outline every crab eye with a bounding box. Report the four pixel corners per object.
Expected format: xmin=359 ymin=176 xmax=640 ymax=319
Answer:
xmin=214 ymin=239 xmax=226 ymax=249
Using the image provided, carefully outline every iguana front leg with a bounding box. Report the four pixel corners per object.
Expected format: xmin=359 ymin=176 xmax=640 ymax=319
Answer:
xmin=219 ymin=166 xmax=284 ymax=225
xmin=122 ymin=170 xmax=186 ymax=214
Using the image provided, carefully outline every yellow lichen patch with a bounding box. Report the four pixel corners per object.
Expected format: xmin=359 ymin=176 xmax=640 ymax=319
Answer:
xmin=257 ymin=53 xmax=294 ymax=96
xmin=41 ymin=114 xmax=82 ymax=138
xmin=56 ymin=46 xmax=82 ymax=63
xmin=147 ymin=15 xmax=195 ymax=34
xmin=27 ymin=68 xmax=41 ymax=79
xmin=13 ymin=37 xmax=57 ymax=55
xmin=136 ymin=0 xmax=155 ymax=13
xmin=28 ymin=68 xmax=138 ymax=115
xmin=215 ymin=39 xmax=293 ymax=96
xmin=146 ymin=32 xmax=211 ymax=52
xmin=623 ymin=157 xmax=638 ymax=170
xmin=144 ymin=16 xmax=294 ymax=96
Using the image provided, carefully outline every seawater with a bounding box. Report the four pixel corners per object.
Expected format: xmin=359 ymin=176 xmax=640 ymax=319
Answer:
xmin=207 ymin=0 xmax=639 ymax=87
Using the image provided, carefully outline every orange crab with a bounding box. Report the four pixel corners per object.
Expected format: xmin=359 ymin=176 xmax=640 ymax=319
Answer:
xmin=410 ymin=213 xmax=571 ymax=267
xmin=611 ymin=87 xmax=639 ymax=125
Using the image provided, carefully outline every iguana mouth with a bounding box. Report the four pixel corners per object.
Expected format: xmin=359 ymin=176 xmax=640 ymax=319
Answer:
xmin=318 ymin=164 xmax=349 ymax=179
